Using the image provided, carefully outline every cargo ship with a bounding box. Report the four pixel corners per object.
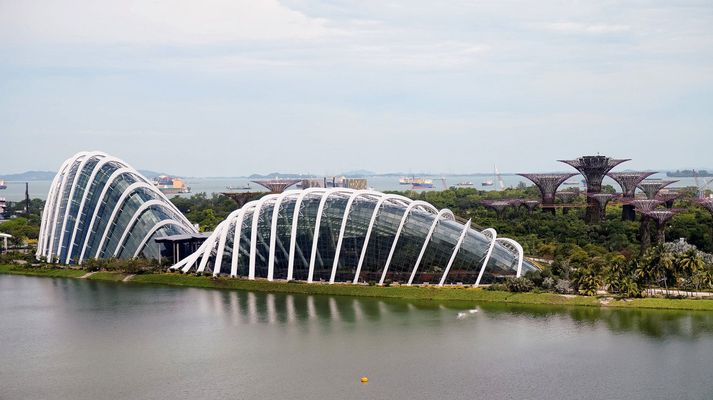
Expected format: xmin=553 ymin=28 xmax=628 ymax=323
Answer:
xmin=153 ymin=176 xmax=190 ymax=195
xmin=411 ymin=178 xmax=434 ymax=189
xmin=455 ymin=181 xmax=474 ymax=187
xmin=0 ymin=180 xmax=6 ymax=190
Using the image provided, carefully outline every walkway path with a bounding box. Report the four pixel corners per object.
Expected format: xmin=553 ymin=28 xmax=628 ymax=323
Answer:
xmin=645 ymin=288 xmax=713 ymax=298
xmin=122 ymin=274 xmax=135 ymax=282
xmin=79 ymin=271 xmax=96 ymax=279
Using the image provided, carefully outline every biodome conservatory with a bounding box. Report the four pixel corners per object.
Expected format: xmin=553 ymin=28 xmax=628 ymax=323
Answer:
xmin=173 ymin=188 xmax=536 ymax=286
xmin=37 ymin=151 xmax=196 ymax=264
xmin=37 ymin=151 xmax=536 ymax=285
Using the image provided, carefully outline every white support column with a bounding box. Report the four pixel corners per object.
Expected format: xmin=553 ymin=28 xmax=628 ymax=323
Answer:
xmin=308 ymin=189 xmax=351 ymax=283
xmin=439 ymin=219 xmax=471 ymax=286
xmin=46 ymin=152 xmax=88 ymax=261
xmin=474 ymin=228 xmax=497 ymax=287
xmin=407 ymin=209 xmax=454 ymax=286
xmin=329 ymin=190 xmax=375 ymax=284
xmin=212 ymin=210 xmax=242 ymax=276
xmin=197 ymin=221 xmax=228 ymax=273
xmin=287 ymin=188 xmax=325 ymax=281
xmin=379 ymin=200 xmax=438 ymax=285
xmin=267 ymin=191 xmax=299 ymax=281
xmin=352 ymin=195 xmax=412 ymax=284
xmin=231 ymin=204 xmax=256 ymax=278
xmin=496 ymin=237 xmax=525 ymax=278
xmin=249 ymin=194 xmax=279 ymax=280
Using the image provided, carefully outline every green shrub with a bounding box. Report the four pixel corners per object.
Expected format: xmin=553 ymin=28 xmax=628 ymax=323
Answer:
xmin=504 ymin=277 xmax=534 ymax=292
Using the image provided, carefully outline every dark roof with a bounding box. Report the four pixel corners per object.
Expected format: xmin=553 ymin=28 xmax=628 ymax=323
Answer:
xmin=154 ymin=233 xmax=210 ymax=243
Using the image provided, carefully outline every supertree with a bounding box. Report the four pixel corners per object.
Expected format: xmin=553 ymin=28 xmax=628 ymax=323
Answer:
xmin=656 ymin=191 xmax=682 ymax=209
xmin=608 ymin=172 xmax=656 ymax=221
xmin=638 ymin=180 xmax=678 ymax=199
xmin=642 ymin=209 xmax=682 ymax=245
xmin=517 ymin=173 xmax=577 ymax=215
xmin=522 ymin=200 xmax=541 ymax=214
xmin=560 ymin=155 xmax=629 ymax=223
xmin=587 ymin=193 xmax=619 ymax=222
xmin=480 ymin=200 xmax=515 ymax=218
xmin=251 ymin=179 xmax=301 ymax=193
xmin=556 ymin=191 xmax=579 ymax=215
xmin=631 ymin=199 xmax=663 ymax=252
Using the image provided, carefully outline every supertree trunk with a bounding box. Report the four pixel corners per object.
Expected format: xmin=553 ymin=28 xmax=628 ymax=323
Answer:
xmin=639 ymin=216 xmax=652 ymax=254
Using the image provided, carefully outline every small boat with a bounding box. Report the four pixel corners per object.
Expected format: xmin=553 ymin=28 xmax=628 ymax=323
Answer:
xmin=226 ymin=184 xmax=251 ymax=191
xmin=481 ymin=180 xmax=494 ymax=187
xmin=0 ymin=180 xmax=6 ymax=190
xmin=153 ymin=176 xmax=191 ymax=194
xmin=455 ymin=181 xmax=474 ymax=187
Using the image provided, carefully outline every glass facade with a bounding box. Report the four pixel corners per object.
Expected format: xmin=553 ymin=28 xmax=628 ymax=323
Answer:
xmin=174 ymin=189 xmax=537 ymax=285
xmin=37 ymin=152 xmax=196 ymax=264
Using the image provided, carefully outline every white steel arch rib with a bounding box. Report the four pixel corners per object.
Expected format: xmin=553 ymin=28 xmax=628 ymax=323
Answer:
xmin=46 ymin=151 xmax=89 ymax=261
xmin=56 ymin=152 xmax=107 ymax=263
xmin=77 ymin=167 xmax=136 ymax=263
xmin=132 ymin=219 xmax=184 ymax=258
xmin=329 ymin=190 xmax=379 ymax=284
xmin=212 ymin=209 xmax=244 ymax=276
xmin=249 ymin=194 xmax=280 ymax=279
xmin=439 ymin=219 xmax=471 ymax=286
xmin=64 ymin=155 xmax=129 ymax=263
xmin=112 ymin=199 xmax=173 ymax=258
xmin=496 ymin=237 xmax=525 ymax=278
xmin=231 ymin=202 xmax=258 ymax=277
xmin=38 ymin=170 xmax=64 ymax=258
xmin=198 ymin=220 xmax=229 ymax=273
xmin=287 ymin=188 xmax=325 ymax=281
xmin=352 ymin=194 xmax=412 ymax=284
xmin=267 ymin=191 xmax=300 ymax=281
xmin=406 ymin=208 xmax=455 ymax=286
xmin=474 ymin=228 xmax=497 ymax=287
xmin=308 ymin=189 xmax=352 ymax=283
xmin=378 ymin=200 xmax=438 ymax=285
xmin=93 ymin=182 xmax=160 ymax=259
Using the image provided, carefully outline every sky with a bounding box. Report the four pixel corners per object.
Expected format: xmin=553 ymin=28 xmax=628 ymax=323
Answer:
xmin=0 ymin=0 xmax=712 ymax=176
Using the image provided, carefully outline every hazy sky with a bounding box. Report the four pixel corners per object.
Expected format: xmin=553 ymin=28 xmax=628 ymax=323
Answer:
xmin=1 ymin=0 xmax=711 ymax=176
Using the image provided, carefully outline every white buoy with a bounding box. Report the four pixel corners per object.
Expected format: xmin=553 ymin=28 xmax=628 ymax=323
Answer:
xmin=468 ymin=309 xmax=478 ymax=314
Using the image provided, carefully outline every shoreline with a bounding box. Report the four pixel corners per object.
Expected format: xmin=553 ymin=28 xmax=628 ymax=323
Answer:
xmin=2 ymin=264 xmax=713 ymax=311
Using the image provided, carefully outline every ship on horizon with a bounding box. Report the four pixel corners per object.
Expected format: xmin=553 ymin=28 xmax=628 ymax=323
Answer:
xmin=153 ymin=176 xmax=191 ymax=195
xmin=0 ymin=180 xmax=6 ymax=190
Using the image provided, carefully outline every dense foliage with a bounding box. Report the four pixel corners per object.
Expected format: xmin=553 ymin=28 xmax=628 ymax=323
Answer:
xmin=169 ymin=193 xmax=238 ymax=231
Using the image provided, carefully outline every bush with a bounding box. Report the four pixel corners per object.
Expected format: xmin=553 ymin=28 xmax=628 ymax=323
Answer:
xmin=486 ymin=283 xmax=507 ymax=291
xmin=555 ymin=279 xmax=572 ymax=294
xmin=504 ymin=277 xmax=534 ymax=292
xmin=542 ymin=277 xmax=556 ymax=290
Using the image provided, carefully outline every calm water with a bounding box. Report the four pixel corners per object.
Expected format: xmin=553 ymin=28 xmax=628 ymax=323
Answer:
xmin=1 ymin=275 xmax=713 ymax=400
xmin=0 ymin=173 xmax=703 ymax=202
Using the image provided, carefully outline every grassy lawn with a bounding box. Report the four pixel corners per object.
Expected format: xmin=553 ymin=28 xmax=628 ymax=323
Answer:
xmin=3 ymin=264 xmax=713 ymax=311
xmin=87 ymin=271 xmax=127 ymax=281
xmin=0 ymin=264 xmax=86 ymax=278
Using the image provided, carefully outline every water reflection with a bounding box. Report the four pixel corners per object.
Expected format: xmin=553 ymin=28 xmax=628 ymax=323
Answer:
xmin=34 ymin=277 xmax=713 ymax=341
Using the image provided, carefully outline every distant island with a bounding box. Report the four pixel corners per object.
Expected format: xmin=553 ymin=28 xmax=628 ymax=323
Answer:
xmin=0 ymin=171 xmax=55 ymax=181
xmin=667 ymin=169 xmax=713 ymax=177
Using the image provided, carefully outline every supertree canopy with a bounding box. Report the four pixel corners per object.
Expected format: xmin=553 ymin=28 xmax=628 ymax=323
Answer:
xmin=560 ymin=155 xmax=629 ymax=223
xmin=608 ymin=171 xmax=656 ymax=221
xmin=517 ymin=173 xmax=577 ymax=214
xmin=252 ymin=179 xmax=301 ymax=193
xmin=643 ymin=209 xmax=682 ymax=245
xmin=638 ymin=180 xmax=677 ymax=200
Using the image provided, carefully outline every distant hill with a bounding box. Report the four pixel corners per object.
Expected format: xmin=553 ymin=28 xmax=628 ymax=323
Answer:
xmin=0 ymin=171 xmax=55 ymax=181
xmin=340 ymin=169 xmax=375 ymax=177
xmin=247 ymin=172 xmax=318 ymax=179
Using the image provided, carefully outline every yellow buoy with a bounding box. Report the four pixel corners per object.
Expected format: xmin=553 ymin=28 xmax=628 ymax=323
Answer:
xmin=360 ymin=376 xmax=368 ymax=384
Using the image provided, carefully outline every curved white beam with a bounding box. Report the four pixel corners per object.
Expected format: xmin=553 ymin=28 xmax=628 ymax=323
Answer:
xmin=352 ymin=194 xmax=412 ymax=284
xmin=112 ymin=199 xmax=172 ymax=258
xmin=37 ymin=169 xmax=65 ymax=258
xmin=474 ymin=228 xmax=497 ymax=287
xmin=329 ymin=190 xmax=378 ymax=284
xmin=379 ymin=200 xmax=438 ymax=285
xmin=212 ymin=208 xmax=244 ymax=276
xmin=308 ymin=189 xmax=352 ymax=283
xmin=287 ymin=188 xmax=325 ymax=281
xmin=93 ymin=182 xmax=160 ymax=259
xmin=496 ymin=237 xmax=525 ymax=278
xmin=231 ymin=202 xmax=258 ymax=277
xmin=439 ymin=219 xmax=471 ymax=286
xmin=132 ymin=219 xmax=184 ymax=258
xmin=197 ymin=220 xmax=229 ymax=273
xmin=46 ymin=151 xmax=89 ymax=261
xmin=56 ymin=152 xmax=107 ymax=263
xmin=249 ymin=194 xmax=280 ymax=279
xmin=406 ymin=209 xmax=455 ymax=286
xmin=267 ymin=191 xmax=300 ymax=281
xmin=65 ymin=154 xmax=129 ymax=263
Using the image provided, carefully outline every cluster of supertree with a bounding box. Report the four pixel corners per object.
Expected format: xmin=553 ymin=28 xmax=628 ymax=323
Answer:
xmin=479 ymin=199 xmax=541 ymax=218
xmin=513 ymin=155 xmax=713 ymax=250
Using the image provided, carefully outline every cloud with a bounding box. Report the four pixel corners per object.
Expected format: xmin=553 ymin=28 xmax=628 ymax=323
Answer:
xmin=544 ymin=22 xmax=631 ymax=34
xmin=0 ymin=0 xmax=338 ymax=44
